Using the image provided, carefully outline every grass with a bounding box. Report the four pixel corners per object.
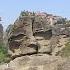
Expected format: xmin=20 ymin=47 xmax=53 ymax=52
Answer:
xmin=0 ymin=43 xmax=10 ymax=64
xmin=60 ymin=41 xmax=70 ymax=57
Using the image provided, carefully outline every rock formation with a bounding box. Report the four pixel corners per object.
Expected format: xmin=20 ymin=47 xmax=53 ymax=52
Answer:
xmin=0 ymin=24 xmax=3 ymax=43
xmin=0 ymin=54 xmax=66 ymax=70
xmin=6 ymin=11 xmax=69 ymax=57
xmin=1 ymin=11 xmax=70 ymax=70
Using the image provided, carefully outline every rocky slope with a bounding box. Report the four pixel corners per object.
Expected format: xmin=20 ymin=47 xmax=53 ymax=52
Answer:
xmin=0 ymin=11 xmax=70 ymax=70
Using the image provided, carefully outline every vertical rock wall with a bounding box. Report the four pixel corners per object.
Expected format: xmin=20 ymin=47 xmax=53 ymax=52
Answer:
xmin=0 ymin=24 xmax=3 ymax=43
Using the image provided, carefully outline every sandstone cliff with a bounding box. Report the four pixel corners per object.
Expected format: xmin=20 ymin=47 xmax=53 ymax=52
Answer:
xmin=0 ymin=11 xmax=70 ymax=70
xmin=6 ymin=11 xmax=69 ymax=57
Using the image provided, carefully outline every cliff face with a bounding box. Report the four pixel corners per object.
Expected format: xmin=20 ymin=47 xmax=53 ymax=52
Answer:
xmin=1 ymin=11 xmax=70 ymax=70
xmin=0 ymin=24 xmax=3 ymax=43
xmin=6 ymin=11 xmax=69 ymax=57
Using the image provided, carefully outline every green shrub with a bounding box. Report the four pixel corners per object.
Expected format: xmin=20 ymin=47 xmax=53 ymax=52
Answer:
xmin=0 ymin=43 xmax=10 ymax=64
xmin=60 ymin=42 xmax=70 ymax=57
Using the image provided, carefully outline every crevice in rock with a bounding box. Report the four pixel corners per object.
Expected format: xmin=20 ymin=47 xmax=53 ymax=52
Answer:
xmin=32 ymin=17 xmax=35 ymax=33
xmin=10 ymin=52 xmax=38 ymax=60
xmin=10 ymin=52 xmax=52 ymax=61
xmin=27 ymin=44 xmax=38 ymax=52
xmin=38 ymin=52 xmax=52 ymax=55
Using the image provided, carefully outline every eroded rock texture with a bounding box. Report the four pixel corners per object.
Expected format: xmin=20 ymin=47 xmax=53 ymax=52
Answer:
xmin=1 ymin=11 xmax=70 ymax=70
xmin=6 ymin=11 xmax=70 ymax=57
xmin=0 ymin=54 xmax=66 ymax=70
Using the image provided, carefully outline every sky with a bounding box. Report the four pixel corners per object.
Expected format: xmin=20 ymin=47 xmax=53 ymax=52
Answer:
xmin=0 ymin=0 xmax=70 ymax=30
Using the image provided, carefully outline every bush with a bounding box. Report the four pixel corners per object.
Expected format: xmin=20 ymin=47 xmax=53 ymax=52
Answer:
xmin=0 ymin=43 xmax=10 ymax=64
xmin=60 ymin=41 xmax=70 ymax=57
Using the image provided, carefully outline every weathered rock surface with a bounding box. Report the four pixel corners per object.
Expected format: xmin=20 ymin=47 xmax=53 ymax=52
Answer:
xmin=0 ymin=24 xmax=3 ymax=43
xmin=60 ymin=58 xmax=70 ymax=70
xmin=2 ymin=11 xmax=70 ymax=70
xmin=6 ymin=11 xmax=69 ymax=57
xmin=0 ymin=54 xmax=66 ymax=70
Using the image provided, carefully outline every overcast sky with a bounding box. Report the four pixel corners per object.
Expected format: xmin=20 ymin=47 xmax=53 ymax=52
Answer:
xmin=0 ymin=0 xmax=70 ymax=30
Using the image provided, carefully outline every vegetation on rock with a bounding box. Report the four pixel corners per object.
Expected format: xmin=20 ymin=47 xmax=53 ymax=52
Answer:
xmin=60 ymin=41 xmax=70 ymax=57
xmin=0 ymin=43 xmax=10 ymax=64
